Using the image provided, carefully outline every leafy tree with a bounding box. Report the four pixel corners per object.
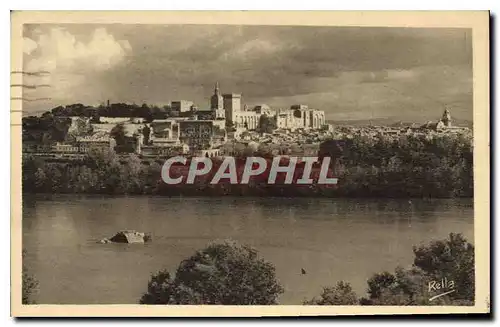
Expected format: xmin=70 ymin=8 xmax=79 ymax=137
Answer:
xmin=66 ymin=117 xmax=93 ymax=142
xmin=120 ymin=154 xmax=144 ymax=193
xmin=110 ymin=123 xmax=126 ymax=145
xmin=362 ymin=234 xmax=474 ymax=305
xmin=22 ymin=250 xmax=38 ymax=304
xmin=34 ymin=168 xmax=47 ymax=190
xmin=110 ymin=123 xmax=135 ymax=153
xmin=50 ymin=105 xmax=66 ymax=116
xmin=140 ymin=240 xmax=284 ymax=305
xmin=310 ymin=234 xmax=474 ymax=306
xmin=90 ymin=111 xmax=101 ymax=123
xmin=304 ymin=281 xmax=358 ymax=305
xmin=366 ymin=271 xmax=398 ymax=300
xmin=142 ymin=125 xmax=151 ymax=145
xmin=360 ymin=267 xmax=430 ymax=305
xmin=85 ymin=148 xmax=123 ymax=193
xmin=413 ymin=233 xmax=474 ymax=302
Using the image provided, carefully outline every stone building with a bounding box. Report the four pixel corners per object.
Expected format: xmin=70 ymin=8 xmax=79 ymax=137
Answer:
xmin=141 ymin=144 xmax=189 ymax=157
xmin=76 ymin=136 xmax=117 ymax=153
xmin=253 ymin=104 xmax=275 ymax=116
xmin=290 ymin=105 xmax=326 ymax=130
xmin=234 ymin=111 xmax=261 ymax=130
xmin=420 ymin=108 xmax=455 ymax=131
xmin=171 ymin=100 xmax=194 ymax=116
xmin=179 ymin=120 xmax=227 ymax=152
xmin=276 ymin=110 xmax=299 ymax=130
xmin=209 ymin=82 xmax=326 ymax=132
xmin=223 ymin=92 xmax=241 ymax=124
xmin=150 ymin=119 xmax=180 ymax=141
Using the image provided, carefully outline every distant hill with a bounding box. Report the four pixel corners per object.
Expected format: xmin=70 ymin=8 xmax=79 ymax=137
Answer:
xmin=327 ymin=118 xmax=410 ymax=126
xmin=327 ymin=118 xmax=473 ymax=128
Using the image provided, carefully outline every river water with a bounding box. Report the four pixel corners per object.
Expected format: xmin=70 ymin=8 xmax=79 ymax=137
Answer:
xmin=22 ymin=195 xmax=474 ymax=304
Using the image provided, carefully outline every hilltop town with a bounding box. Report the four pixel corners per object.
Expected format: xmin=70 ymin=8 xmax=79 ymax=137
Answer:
xmin=22 ymin=82 xmax=471 ymax=160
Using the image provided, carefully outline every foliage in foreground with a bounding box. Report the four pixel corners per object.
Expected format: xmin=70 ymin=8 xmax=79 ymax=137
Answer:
xmin=140 ymin=240 xmax=284 ymax=305
xmin=304 ymin=281 xmax=359 ymax=305
xmin=22 ymin=129 xmax=473 ymax=198
xmin=305 ymin=233 xmax=475 ymax=306
xmin=22 ymin=250 xmax=38 ymax=304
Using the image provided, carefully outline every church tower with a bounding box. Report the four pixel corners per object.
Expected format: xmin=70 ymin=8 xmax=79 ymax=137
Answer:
xmin=210 ymin=82 xmax=224 ymax=110
xmin=210 ymin=82 xmax=225 ymax=120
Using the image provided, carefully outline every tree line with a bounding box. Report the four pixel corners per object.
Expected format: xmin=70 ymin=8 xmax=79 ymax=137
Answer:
xmin=39 ymin=102 xmax=171 ymax=120
xmin=22 ymin=130 xmax=473 ymax=198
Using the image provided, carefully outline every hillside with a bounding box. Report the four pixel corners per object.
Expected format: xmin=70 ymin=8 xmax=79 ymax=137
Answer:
xmin=328 ymin=117 xmax=473 ymax=128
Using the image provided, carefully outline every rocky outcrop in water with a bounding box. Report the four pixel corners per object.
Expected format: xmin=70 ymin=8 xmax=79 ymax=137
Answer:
xmin=98 ymin=230 xmax=152 ymax=244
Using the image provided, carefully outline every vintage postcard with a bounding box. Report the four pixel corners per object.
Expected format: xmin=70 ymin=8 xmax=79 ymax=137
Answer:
xmin=11 ymin=11 xmax=490 ymax=317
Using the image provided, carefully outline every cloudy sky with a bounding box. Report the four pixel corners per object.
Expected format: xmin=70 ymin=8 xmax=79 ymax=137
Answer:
xmin=20 ymin=24 xmax=472 ymax=122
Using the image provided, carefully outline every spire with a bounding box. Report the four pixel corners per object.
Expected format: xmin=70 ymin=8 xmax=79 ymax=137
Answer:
xmin=214 ymin=82 xmax=220 ymax=95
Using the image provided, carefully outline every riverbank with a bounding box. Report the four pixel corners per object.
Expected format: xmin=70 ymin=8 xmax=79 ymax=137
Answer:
xmin=22 ymin=155 xmax=473 ymax=198
xmin=22 ymin=131 xmax=473 ymax=198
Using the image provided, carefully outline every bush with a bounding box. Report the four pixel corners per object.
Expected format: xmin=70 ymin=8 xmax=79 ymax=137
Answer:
xmin=308 ymin=233 xmax=474 ymax=306
xmin=140 ymin=240 xmax=284 ymax=305
xmin=362 ymin=233 xmax=475 ymax=305
xmin=413 ymin=233 xmax=474 ymax=302
xmin=304 ymin=281 xmax=358 ymax=305
xmin=22 ymin=250 xmax=38 ymax=304
xmin=361 ymin=267 xmax=430 ymax=305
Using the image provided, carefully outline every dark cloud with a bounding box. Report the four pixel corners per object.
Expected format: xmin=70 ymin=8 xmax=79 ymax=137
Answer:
xmin=23 ymin=24 xmax=472 ymax=122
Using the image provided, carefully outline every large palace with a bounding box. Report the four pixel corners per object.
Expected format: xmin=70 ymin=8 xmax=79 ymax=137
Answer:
xmin=206 ymin=82 xmax=327 ymax=131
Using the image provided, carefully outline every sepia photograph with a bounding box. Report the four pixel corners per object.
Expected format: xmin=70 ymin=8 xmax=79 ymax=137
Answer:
xmin=10 ymin=11 xmax=490 ymax=317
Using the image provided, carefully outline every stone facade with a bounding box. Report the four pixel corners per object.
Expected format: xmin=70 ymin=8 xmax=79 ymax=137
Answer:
xmin=210 ymin=83 xmax=326 ymax=132
xmin=223 ymin=93 xmax=241 ymax=124
xmin=179 ymin=120 xmax=226 ymax=151
xmin=171 ymin=100 xmax=194 ymax=115
xmin=234 ymin=111 xmax=260 ymax=130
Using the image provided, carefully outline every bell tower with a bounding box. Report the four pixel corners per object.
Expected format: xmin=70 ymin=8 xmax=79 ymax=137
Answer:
xmin=210 ymin=82 xmax=225 ymax=120
xmin=210 ymin=82 xmax=224 ymax=110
